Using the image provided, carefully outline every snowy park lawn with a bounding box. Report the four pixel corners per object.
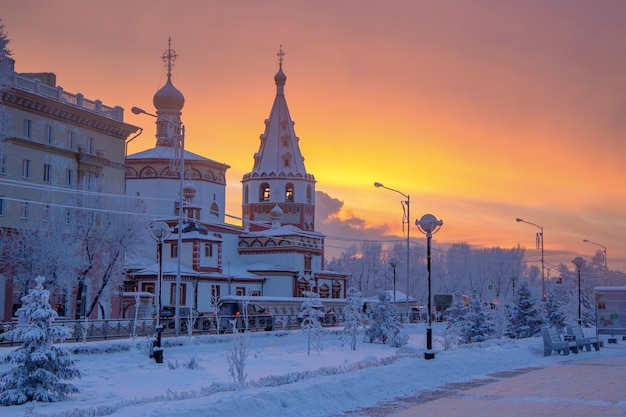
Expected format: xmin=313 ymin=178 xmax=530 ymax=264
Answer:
xmin=2 ymin=324 xmax=626 ymax=417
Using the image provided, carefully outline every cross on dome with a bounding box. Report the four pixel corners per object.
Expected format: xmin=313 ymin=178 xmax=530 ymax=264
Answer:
xmin=277 ymin=45 xmax=285 ymax=67
xmin=162 ymin=37 xmax=178 ymax=79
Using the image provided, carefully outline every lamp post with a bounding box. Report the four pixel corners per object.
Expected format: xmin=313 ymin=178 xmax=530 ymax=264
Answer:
xmin=133 ymin=106 xmax=186 ymax=336
xmin=374 ymin=182 xmax=410 ymax=315
xmin=583 ymin=239 xmax=608 ymax=285
xmin=389 ymin=258 xmax=399 ymax=304
xmin=148 ymin=221 xmax=171 ymax=344
xmin=416 ymin=213 xmax=443 ymax=360
xmin=515 ymin=218 xmax=545 ymax=300
xmin=572 ymin=256 xmax=585 ymax=326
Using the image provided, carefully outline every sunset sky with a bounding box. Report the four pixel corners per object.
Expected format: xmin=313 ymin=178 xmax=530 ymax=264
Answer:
xmin=3 ymin=1 xmax=626 ymax=273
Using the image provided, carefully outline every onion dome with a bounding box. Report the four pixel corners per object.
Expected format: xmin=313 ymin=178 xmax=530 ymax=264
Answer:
xmin=153 ymin=77 xmax=185 ymax=111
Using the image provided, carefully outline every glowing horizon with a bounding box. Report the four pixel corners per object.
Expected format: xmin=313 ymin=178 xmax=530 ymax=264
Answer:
xmin=3 ymin=1 xmax=626 ymax=272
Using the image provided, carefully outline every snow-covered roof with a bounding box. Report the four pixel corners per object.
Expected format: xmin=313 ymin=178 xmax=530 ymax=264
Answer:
xmin=241 ymin=224 xmax=324 ymax=239
xmin=127 ymin=145 xmax=225 ymax=166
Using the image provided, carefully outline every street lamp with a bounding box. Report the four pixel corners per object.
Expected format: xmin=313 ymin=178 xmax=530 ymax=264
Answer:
xmin=583 ymin=239 xmax=608 ymax=285
xmin=374 ymin=182 xmax=410 ymax=315
xmin=416 ymin=213 xmax=443 ymax=360
xmin=133 ymin=106 xmax=186 ymax=336
xmin=572 ymin=256 xmax=585 ymax=326
xmin=389 ymin=258 xmax=400 ymax=304
xmin=515 ymin=218 xmax=545 ymax=300
xmin=148 ymin=221 xmax=171 ymax=341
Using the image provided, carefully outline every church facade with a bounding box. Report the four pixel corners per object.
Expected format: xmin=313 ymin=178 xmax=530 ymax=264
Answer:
xmin=123 ymin=43 xmax=347 ymax=317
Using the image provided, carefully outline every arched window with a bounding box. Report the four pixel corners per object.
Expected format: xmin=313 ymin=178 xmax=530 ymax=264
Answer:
xmin=285 ymin=183 xmax=294 ymax=202
xmin=210 ymin=202 xmax=219 ymax=217
xmin=260 ymin=183 xmax=270 ymax=202
xmin=319 ymin=284 xmax=330 ymax=298
xmin=244 ymin=185 xmax=249 ymax=204
xmin=306 ymin=185 xmax=312 ymax=203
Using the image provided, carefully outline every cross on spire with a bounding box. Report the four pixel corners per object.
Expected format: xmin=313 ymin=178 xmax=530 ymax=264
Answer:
xmin=162 ymin=37 xmax=178 ymax=79
xmin=277 ymin=45 xmax=285 ymax=67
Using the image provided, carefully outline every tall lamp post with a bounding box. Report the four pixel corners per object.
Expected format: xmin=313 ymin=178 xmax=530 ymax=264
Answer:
xmin=416 ymin=213 xmax=443 ymax=360
xmin=133 ymin=106 xmax=186 ymax=336
xmin=148 ymin=221 xmax=171 ymax=347
xmin=515 ymin=218 xmax=545 ymax=300
xmin=374 ymin=182 xmax=410 ymax=314
xmin=583 ymin=239 xmax=607 ymax=285
xmin=389 ymin=258 xmax=399 ymax=304
xmin=572 ymin=256 xmax=585 ymax=326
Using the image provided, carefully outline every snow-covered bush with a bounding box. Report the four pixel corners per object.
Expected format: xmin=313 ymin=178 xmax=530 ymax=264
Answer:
xmin=364 ymin=291 xmax=406 ymax=347
xmin=0 ymin=276 xmax=81 ymax=405
xmin=504 ymin=281 xmax=545 ymax=339
xmin=340 ymin=287 xmax=368 ymax=350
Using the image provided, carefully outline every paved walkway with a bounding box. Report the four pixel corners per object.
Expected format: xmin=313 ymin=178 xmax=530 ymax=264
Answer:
xmin=336 ymin=353 xmax=626 ymax=417
xmin=385 ymin=354 xmax=626 ymax=417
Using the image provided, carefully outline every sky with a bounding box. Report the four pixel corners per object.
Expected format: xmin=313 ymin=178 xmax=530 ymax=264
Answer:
xmin=2 ymin=325 xmax=626 ymax=416
xmin=2 ymin=1 xmax=626 ymax=272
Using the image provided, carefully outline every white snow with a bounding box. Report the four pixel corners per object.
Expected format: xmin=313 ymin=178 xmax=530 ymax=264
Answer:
xmin=1 ymin=324 xmax=625 ymax=417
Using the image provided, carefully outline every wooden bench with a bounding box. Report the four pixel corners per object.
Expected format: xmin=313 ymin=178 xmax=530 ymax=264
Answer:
xmin=542 ymin=327 xmax=578 ymax=356
xmin=566 ymin=325 xmax=600 ymax=352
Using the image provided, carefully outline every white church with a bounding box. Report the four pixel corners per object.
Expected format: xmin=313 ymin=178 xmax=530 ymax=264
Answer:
xmin=122 ymin=42 xmax=347 ymax=317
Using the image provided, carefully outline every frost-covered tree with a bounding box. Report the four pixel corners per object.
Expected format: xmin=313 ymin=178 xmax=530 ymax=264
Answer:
xmin=0 ymin=276 xmax=81 ymax=405
xmin=299 ymin=290 xmax=325 ymax=355
xmin=504 ymin=281 xmax=545 ymax=339
xmin=364 ymin=291 xmax=406 ymax=347
xmin=544 ymin=291 xmax=567 ymax=330
xmin=227 ymin=318 xmax=249 ymax=386
xmin=447 ymin=298 xmax=496 ymax=345
xmin=340 ymin=287 xmax=368 ymax=350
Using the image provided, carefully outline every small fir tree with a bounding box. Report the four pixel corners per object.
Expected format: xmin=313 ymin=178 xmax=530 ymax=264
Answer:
xmin=340 ymin=287 xmax=368 ymax=350
xmin=364 ymin=291 xmax=406 ymax=347
xmin=299 ymin=290 xmax=325 ymax=355
xmin=504 ymin=281 xmax=545 ymax=339
xmin=448 ymin=298 xmax=496 ymax=344
xmin=544 ymin=292 xmax=567 ymax=330
xmin=0 ymin=276 xmax=81 ymax=405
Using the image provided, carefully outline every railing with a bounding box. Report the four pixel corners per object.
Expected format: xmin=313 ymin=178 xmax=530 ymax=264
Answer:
xmin=9 ymin=72 xmax=124 ymax=121
xmin=0 ymin=313 xmax=415 ymax=345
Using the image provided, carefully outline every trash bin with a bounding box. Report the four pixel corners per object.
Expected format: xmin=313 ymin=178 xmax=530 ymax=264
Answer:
xmin=153 ymin=348 xmax=163 ymax=363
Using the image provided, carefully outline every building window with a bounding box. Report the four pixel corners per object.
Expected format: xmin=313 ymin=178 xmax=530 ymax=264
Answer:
xmin=0 ymin=197 xmax=4 ymax=216
xmin=209 ymin=202 xmax=219 ymax=217
xmin=236 ymin=287 xmax=246 ymax=296
xmin=22 ymin=159 xmax=31 ymax=179
xmin=43 ymin=164 xmax=51 ymax=183
xmin=0 ymin=154 xmax=6 ymax=175
xmin=304 ymin=253 xmax=312 ymax=274
xmin=306 ymin=185 xmax=312 ymax=203
xmin=260 ymin=183 xmax=270 ymax=202
xmin=47 ymin=125 xmax=54 ymax=144
xmin=20 ymin=201 xmax=29 ymax=219
xmin=88 ymin=136 xmax=94 ymax=154
xmin=169 ymin=283 xmax=186 ymax=306
xmin=67 ymin=131 xmax=74 ymax=149
xmin=141 ymin=282 xmax=155 ymax=294
xmin=23 ymin=119 xmax=32 ymax=139
xmin=244 ymin=185 xmax=249 ymax=204
xmin=170 ymin=243 xmax=178 ymax=259
xmin=285 ymin=183 xmax=294 ymax=202
xmin=204 ymin=243 xmax=212 ymax=257
xmin=66 ymin=169 xmax=73 ymax=186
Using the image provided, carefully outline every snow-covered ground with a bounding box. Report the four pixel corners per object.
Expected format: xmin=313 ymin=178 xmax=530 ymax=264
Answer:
xmin=1 ymin=324 xmax=625 ymax=417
